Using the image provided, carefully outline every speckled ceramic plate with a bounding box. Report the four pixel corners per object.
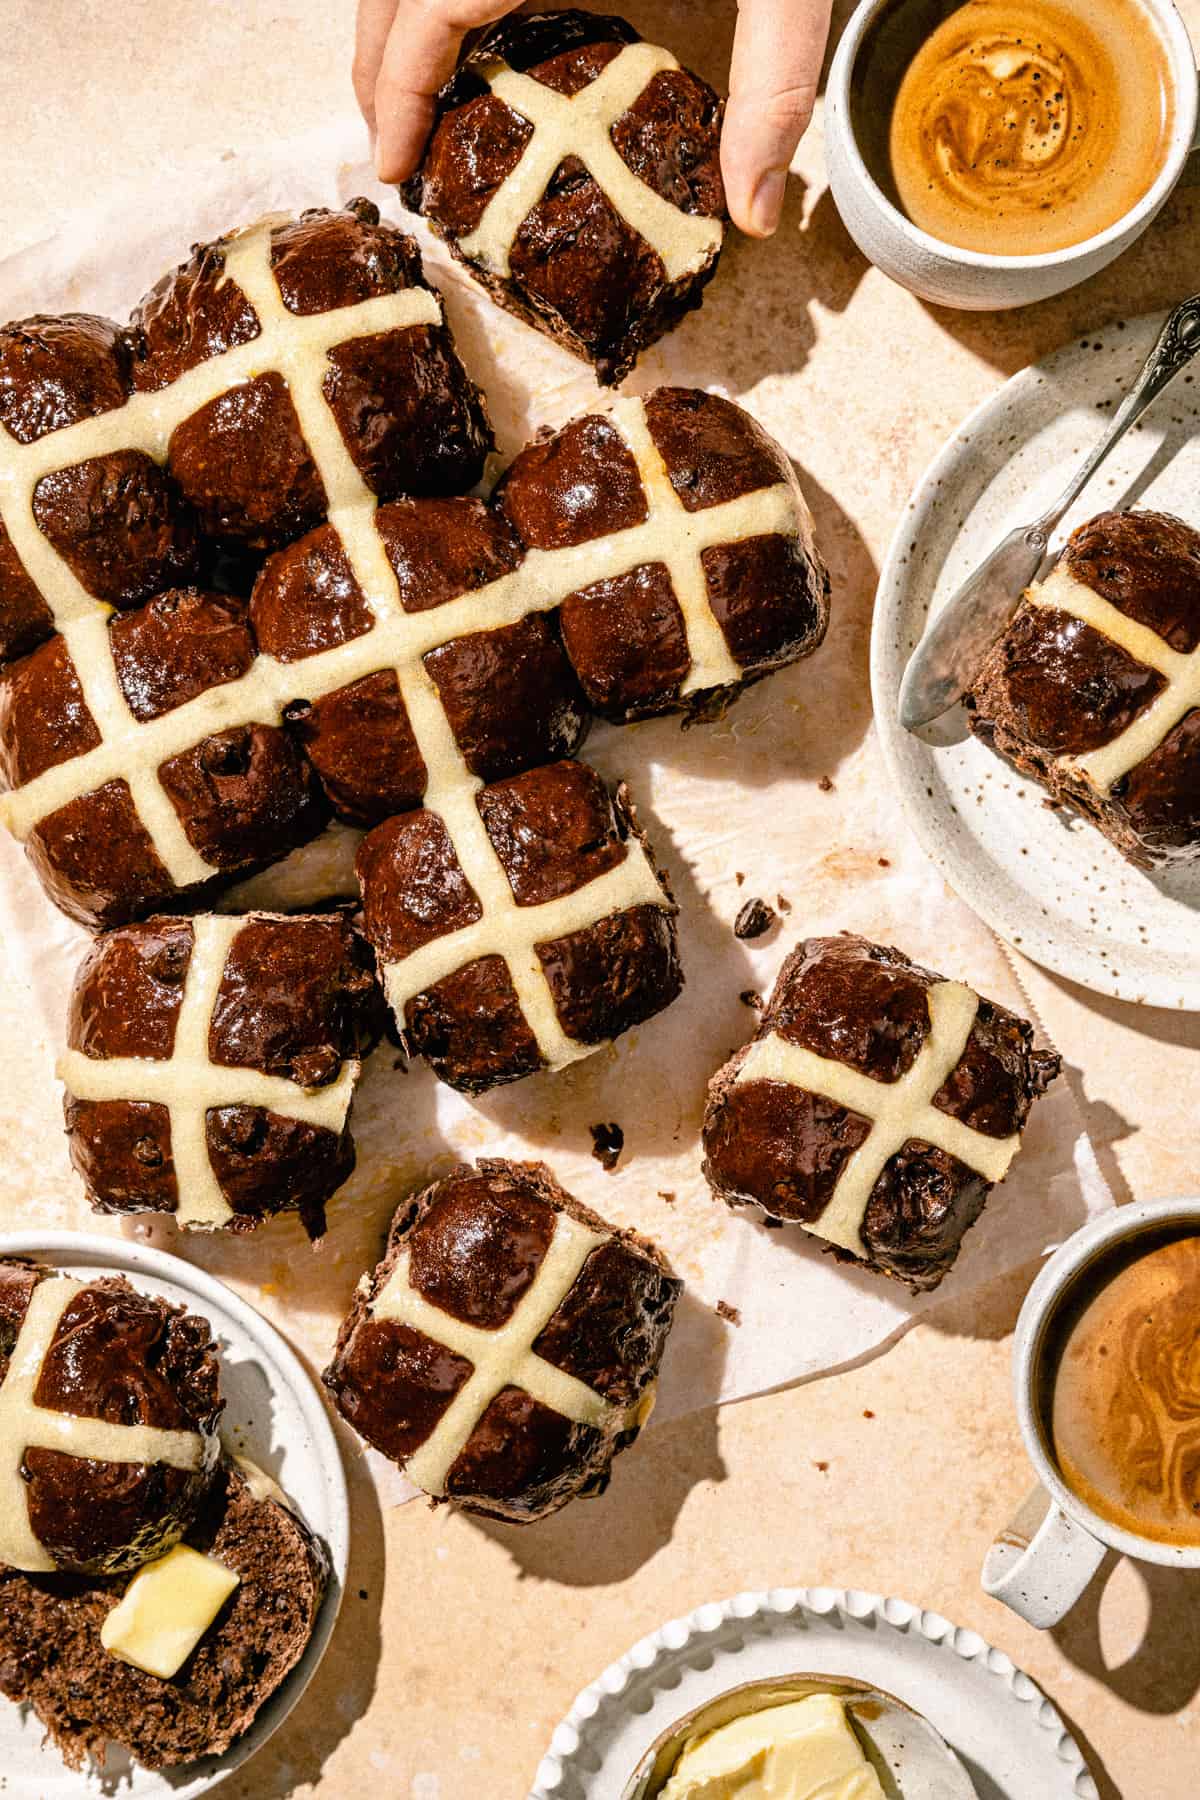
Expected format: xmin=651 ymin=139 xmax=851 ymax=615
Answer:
xmin=871 ymin=311 xmax=1200 ymax=1007
xmin=0 ymin=1232 xmax=348 ymax=1798
xmin=531 ymin=1586 xmax=1097 ymax=1799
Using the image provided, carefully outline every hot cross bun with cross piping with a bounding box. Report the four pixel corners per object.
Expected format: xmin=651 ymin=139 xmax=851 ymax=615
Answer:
xmin=0 ymin=586 xmax=329 ymax=925
xmin=0 ymin=1260 xmax=221 ymax=1574
xmin=60 ymin=912 xmax=385 ymax=1240
xmin=495 ymin=388 xmax=829 ymax=721
xmin=323 ymin=1159 xmax=679 ymax=1522
xmin=702 ymin=936 xmax=1061 ymax=1291
xmin=128 ymin=199 xmax=492 ymax=548
xmin=965 ymin=509 xmax=1200 ymax=869
xmin=251 ymin=495 xmax=590 ymax=826
xmin=357 ymin=759 xmax=682 ymax=1093
xmin=402 ymin=10 xmax=726 ymax=384
xmin=0 ymin=314 xmax=202 ymax=666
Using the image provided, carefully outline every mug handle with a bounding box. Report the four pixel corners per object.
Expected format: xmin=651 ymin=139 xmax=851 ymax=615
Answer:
xmin=981 ymin=1485 xmax=1108 ymax=1629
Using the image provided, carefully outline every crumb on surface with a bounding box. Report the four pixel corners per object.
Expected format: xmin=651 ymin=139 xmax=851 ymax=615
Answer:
xmin=863 ymin=1410 xmax=875 ymax=1419
xmin=818 ymin=775 xmax=834 ymax=792
xmin=776 ymin=894 xmax=792 ymax=914
xmin=589 ymin=1121 xmax=624 ymax=1172
xmin=716 ymin=1299 xmax=742 ymax=1326
xmin=739 ymin=988 xmax=763 ymax=1009
xmin=658 ymin=1189 xmax=676 ymax=1204
xmin=735 ymin=870 xmax=745 ymax=886
xmin=815 ymin=1460 xmax=829 ymax=1472
xmin=877 ymin=857 xmax=890 ymax=867
xmin=733 ymin=898 xmax=777 ymax=940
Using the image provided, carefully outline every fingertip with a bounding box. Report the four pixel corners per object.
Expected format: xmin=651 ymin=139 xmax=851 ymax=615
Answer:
xmin=744 ymin=168 xmax=789 ymax=238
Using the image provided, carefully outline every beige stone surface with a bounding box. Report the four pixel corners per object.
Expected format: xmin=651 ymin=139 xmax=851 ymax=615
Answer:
xmin=1 ymin=3 xmax=1199 ymax=1797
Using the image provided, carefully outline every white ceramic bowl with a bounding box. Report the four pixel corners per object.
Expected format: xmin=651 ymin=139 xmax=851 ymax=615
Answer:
xmin=532 ymin=1587 xmax=1099 ymax=1799
xmin=825 ymin=0 xmax=1199 ymax=310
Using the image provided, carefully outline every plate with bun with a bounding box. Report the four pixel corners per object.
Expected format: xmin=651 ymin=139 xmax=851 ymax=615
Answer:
xmin=872 ymin=310 xmax=1200 ymax=1006
xmin=0 ymin=1231 xmax=348 ymax=1796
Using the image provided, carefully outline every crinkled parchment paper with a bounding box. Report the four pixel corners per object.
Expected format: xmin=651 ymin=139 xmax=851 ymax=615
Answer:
xmin=0 ymin=121 xmax=1110 ymax=1502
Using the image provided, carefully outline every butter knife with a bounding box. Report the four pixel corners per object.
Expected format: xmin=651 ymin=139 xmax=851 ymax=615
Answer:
xmin=898 ymin=293 xmax=1200 ymax=733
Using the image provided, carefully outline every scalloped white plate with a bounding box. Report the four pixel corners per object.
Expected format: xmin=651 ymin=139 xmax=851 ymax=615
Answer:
xmin=0 ymin=1232 xmax=348 ymax=1798
xmin=532 ymin=1586 xmax=1097 ymax=1800
xmin=871 ymin=310 xmax=1200 ymax=1008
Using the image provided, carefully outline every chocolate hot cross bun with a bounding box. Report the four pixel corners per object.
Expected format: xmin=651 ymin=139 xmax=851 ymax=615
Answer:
xmin=60 ymin=911 xmax=384 ymax=1239
xmin=0 ymin=1261 xmax=221 ymax=1574
xmin=403 ymin=10 xmax=727 ymax=383
xmin=966 ymin=509 xmax=1200 ymax=870
xmin=703 ymin=935 xmax=1061 ymax=1290
xmin=324 ymin=1159 xmax=679 ymax=1521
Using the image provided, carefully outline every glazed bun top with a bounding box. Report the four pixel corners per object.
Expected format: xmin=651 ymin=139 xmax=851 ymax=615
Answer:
xmin=0 ymin=1261 xmax=221 ymax=1574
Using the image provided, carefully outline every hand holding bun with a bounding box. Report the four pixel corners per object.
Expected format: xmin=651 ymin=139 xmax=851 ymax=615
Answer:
xmin=355 ymin=0 xmax=834 ymax=240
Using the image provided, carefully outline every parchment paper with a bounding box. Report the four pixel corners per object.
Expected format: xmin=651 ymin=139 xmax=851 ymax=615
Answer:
xmin=0 ymin=120 xmax=1110 ymax=1499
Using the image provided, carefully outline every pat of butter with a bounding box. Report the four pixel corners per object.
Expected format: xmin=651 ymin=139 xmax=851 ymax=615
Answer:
xmin=100 ymin=1544 xmax=240 ymax=1680
xmin=661 ymin=1692 xmax=886 ymax=1800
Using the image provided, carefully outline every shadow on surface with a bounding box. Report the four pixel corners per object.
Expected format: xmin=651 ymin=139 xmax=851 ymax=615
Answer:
xmin=473 ymin=1299 xmax=728 ymax=1587
xmin=1052 ymin=1551 xmax=1200 ymax=1720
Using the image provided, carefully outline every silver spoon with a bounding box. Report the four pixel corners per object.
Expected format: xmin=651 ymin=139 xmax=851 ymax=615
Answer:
xmin=621 ymin=1673 xmax=977 ymax=1799
xmin=898 ymin=293 xmax=1200 ymax=732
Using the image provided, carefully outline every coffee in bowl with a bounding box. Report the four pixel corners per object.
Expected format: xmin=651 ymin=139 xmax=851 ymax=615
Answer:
xmin=1047 ymin=1231 xmax=1200 ymax=1547
xmin=852 ymin=0 xmax=1175 ymax=255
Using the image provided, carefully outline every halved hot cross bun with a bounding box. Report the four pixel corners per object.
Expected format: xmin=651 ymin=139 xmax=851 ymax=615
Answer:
xmin=703 ymin=935 xmax=1061 ymax=1290
xmin=0 ymin=1261 xmax=221 ymax=1574
xmin=966 ymin=509 xmax=1200 ymax=869
xmin=0 ymin=1459 xmax=329 ymax=1771
xmin=60 ymin=911 xmax=385 ymax=1239
xmin=323 ymin=1158 xmax=679 ymax=1521
xmin=403 ymin=9 xmax=727 ymax=383
xmin=356 ymin=759 xmax=681 ymax=1093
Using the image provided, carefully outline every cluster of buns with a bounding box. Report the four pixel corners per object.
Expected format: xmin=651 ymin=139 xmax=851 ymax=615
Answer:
xmin=0 ymin=14 xmax=1078 ymax=1783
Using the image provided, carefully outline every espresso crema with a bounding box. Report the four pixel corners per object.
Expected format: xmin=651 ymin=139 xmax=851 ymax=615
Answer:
xmin=887 ymin=0 xmax=1174 ymax=254
xmin=1051 ymin=1234 xmax=1200 ymax=1547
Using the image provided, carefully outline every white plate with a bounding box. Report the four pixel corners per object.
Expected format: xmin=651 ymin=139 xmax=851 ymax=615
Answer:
xmin=531 ymin=1586 xmax=1097 ymax=1800
xmin=0 ymin=1232 xmax=348 ymax=1798
xmin=871 ymin=311 xmax=1200 ymax=1008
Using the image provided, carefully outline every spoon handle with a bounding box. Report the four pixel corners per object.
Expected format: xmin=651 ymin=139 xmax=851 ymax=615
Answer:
xmin=1026 ymin=293 xmax=1200 ymax=551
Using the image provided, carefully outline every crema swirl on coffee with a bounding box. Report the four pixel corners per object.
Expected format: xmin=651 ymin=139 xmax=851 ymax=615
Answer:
xmin=1051 ymin=1235 xmax=1200 ymax=1547
xmin=886 ymin=0 xmax=1174 ymax=254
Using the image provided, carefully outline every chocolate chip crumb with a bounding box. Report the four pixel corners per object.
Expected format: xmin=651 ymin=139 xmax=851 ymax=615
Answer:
xmin=657 ymin=1189 xmax=676 ymax=1204
xmin=733 ymin=898 xmax=776 ymax=939
xmin=739 ymin=988 xmax=763 ymax=1009
xmin=776 ymin=894 xmax=792 ymax=914
xmin=735 ymin=871 xmax=745 ymax=886
xmin=863 ymin=1409 xmax=875 ymax=1419
xmin=877 ymin=857 xmax=891 ymax=868
xmin=818 ymin=775 xmax=835 ymax=792
xmin=815 ymin=1460 xmax=829 ymax=1472
xmin=716 ymin=1300 xmax=742 ymax=1326
xmin=589 ymin=1121 xmax=624 ymax=1172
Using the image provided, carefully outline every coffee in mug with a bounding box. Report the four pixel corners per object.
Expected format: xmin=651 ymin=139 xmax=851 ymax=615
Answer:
xmin=853 ymin=0 xmax=1175 ymax=255
xmin=1047 ymin=1232 xmax=1200 ymax=1547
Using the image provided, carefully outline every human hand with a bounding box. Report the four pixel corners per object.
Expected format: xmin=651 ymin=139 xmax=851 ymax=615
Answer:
xmin=353 ymin=1 xmax=834 ymax=237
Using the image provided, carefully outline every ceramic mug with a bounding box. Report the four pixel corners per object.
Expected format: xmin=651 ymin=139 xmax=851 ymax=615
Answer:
xmin=825 ymin=0 xmax=1200 ymax=310
xmin=982 ymin=1197 xmax=1200 ymax=1630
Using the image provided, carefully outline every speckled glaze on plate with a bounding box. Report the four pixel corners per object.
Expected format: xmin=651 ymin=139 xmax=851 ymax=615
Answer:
xmin=0 ymin=1232 xmax=349 ymax=1798
xmin=531 ymin=1586 xmax=1097 ymax=1799
xmin=871 ymin=311 xmax=1200 ymax=1007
